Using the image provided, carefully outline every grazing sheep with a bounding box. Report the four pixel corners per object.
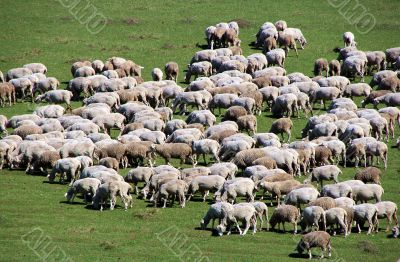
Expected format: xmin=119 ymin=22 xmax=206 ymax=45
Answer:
xmin=154 ymin=179 xmax=188 ymax=208
xmin=321 ymin=183 xmax=352 ymax=199
xmin=307 ymin=197 xmax=336 ymax=210
xmin=6 ymin=67 xmax=33 ymax=81
xmin=252 ymin=201 xmax=269 ymax=231
xmin=237 ymin=115 xmax=257 ymax=135
xmin=314 ymin=58 xmax=328 ymax=76
xmin=272 ymin=93 xmax=298 ymax=118
xmin=30 ymin=151 xmax=60 ymax=174
xmin=354 ymin=167 xmax=381 ymax=184
xmin=334 ymin=197 xmax=355 ymax=208
xmin=270 ymin=204 xmax=300 ymax=233
xmin=220 ymin=177 xmax=255 ymax=203
xmin=352 ymin=184 xmax=384 ymax=203
xmin=12 ymin=124 xmax=42 ymax=139
xmin=0 ymin=82 xmax=16 ymax=106
xmin=375 ymin=201 xmax=398 ymax=232
xmin=353 ymin=203 xmax=379 ymax=234
xmin=209 ymin=162 xmax=238 ymax=179
xmin=310 ymin=165 xmax=342 ymax=188
xmin=284 ymin=187 xmax=320 ymax=209
xmin=35 ymin=90 xmax=73 ymax=109
xmin=191 ymin=139 xmax=220 ymax=165
xmin=187 ymin=175 xmax=225 ymax=201
xmin=252 ymin=156 xmax=277 ymax=169
xmin=150 ymin=143 xmax=193 ymax=166
xmin=270 ymin=118 xmax=293 ymax=142
xmin=216 ymin=202 xmax=257 ymax=236
xmin=325 ymin=207 xmax=348 ymax=236
xmin=151 ymin=68 xmax=163 ymax=81
xmin=385 ymin=47 xmax=400 ymax=67
xmin=300 ymin=206 xmax=326 ymax=232
xmin=99 ymin=157 xmax=119 ymax=171
xmin=283 ymin=28 xmax=307 ymax=49
xmin=200 ymin=202 xmax=229 ymax=229
xmin=164 ymin=62 xmax=179 ymax=82
xmin=49 ymin=158 xmax=82 ymax=184
xmin=92 ymin=180 xmax=133 ymax=211
xmin=263 ymin=36 xmax=277 ymax=53
xmin=328 ymin=59 xmax=341 ymax=76
xmin=124 ymin=167 xmax=153 ymax=194
xmin=266 ymin=48 xmax=286 ymax=67
xmin=65 ymin=177 xmax=101 ymax=204
xmin=185 ymin=61 xmax=212 ymax=83
xmin=258 ymin=179 xmax=301 ymax=206
xmin=295 ymin=231 xmax=332 ymax=259
xmin=277 ymin=32 xmax=298 ymax=57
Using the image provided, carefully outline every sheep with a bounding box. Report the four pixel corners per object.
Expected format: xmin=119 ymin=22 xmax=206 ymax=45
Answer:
xmin=284 ymin=187 xmax=320 ymax=209
xmin=343 ymin=32 xmax=356 ymax=47
xmin=314 ymin=58 xmax=328 ymax=76
xmin=236 ymin=115 xmax=257 ymax=135
xmin=208 ymin=93 xmax=238 ymax=115
xmin=6 ymin=67 xmax=33 ymax=81
xmin=325 ymin=207 xmax=348 ymax=236
xmin=49 ymin=157 xmax=82 ymax=184
xmin=0 ymin=82 xmax=16 ymax=106
xmin=353 ymin=203 xmax=379 ymax=234
xmin=262 ymin=147 xmax=300 ymax=176
xmin=75 ymin=155 xmax=93 ymax=171
xmin=352 ymin=184 xmax=384 ymax=203
xmin=65 ymin=177 xmax=101 ymax=204
xmin=216 ymin=202 xmax=257 ymax=236
xmin=222 ymin=106 xmax=247 ymax=122
xmin=309 ymin=165 xmax=341 ymax=188
xmin=342 ymin=56 xmax=367 ymax=82
xmin=150 ymin=143 xmax=193 ymax=166
xmin=328 ymin=59 xmax=341 ymax=76
xmin=35 ymin=90 xmax=73 ymax=110
xmin=300 ymin=206 xmax=326 ymax=232
xmin=59 ymin=139 xmax=98 ymax=160
xmin=307 ymin=197 xmax=337 ymax=211
xmin=295 ymin=231 xmax=332 ymax=259
xmin=231 ymin=148 xmax=266 ymax=169
xmin=354 ymin=167 xmax=381 ymax=184
xmin=311 ymin=87 xmax=341 ymax=110
xmin=365 ymin=51 xmax=387 ymax=74
xmin=263 ymin=36 xmax=277 ymax=53
xmin=277 ymin=32 xmax=298 ymax=57
xmin=258 ymin=179 xmax=301 ymax=206
xmin=271 ymin=93 xmax=298 ymax=118
xmin=30 ymin=151 xmax=60 ymax=175
xmin=154 ymin=179 xmax=187 ymax=208
xmin=185 ymin=61 xmax=212 ymax=83
xmin=186 ymin=110 xmax=216 ymax=127
xmin=334 ymin=197 xmax=355 ymax=208
xmin=283 ymin=28 xmax=307 ymax=49
xmin=220 ymin=178 xmax=255 ymax=203
xmin=150 ymin=68 xmax=163 ymax=81
xmin=321 ymin=182 xmax=352 ymax=199
xmin=191 ymin=139 xmax=220 ymax=165
xmin=269 ymin=204 xmax=300 ymax=234
xmin=269 ymin=118 xmax=293 ymax=142
xmin=92 ymin=180 xmax=133 ymax=211
xmin=12 ymin=124 xmax=42 ymax=139
xmin=172 ymin=91 xmax=207 ymax=114
xmin=141 ymin=171 xmax=180 ymax=199
xmin=187 ymin=175 xmax=225 ymax=201
xmin=223 ymin=28 xmax=241 ymax=47
xmin=385 ymin=47 xmax=400 ymax=67
xmin=265 ymin=48 xmax=286 ymax=67
xmin=365 ymin=141 xmax=388 ymax=169
xmin=164 ymin=62 xmax=179 ymax=82
xmin=209 ymin=162 xmax=237 ymax=179
xmin=252 ymin=201 xmax=269 ymax=231
xmin=124 ymin=167 xmax=153 ymax=194
xmin=99 ymin=157 xmax=119 ymax=171
xmin=252 ymin=156 xmax=277 ymax=169
xmin=375 ymin=201 xmax=398 ymax=232
xmin=200 ymin=202 xmax=228 ymax=229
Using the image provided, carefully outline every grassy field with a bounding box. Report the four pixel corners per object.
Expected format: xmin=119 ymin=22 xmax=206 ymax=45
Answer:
xmin=1 ymin=0 xmax=400 ymax=261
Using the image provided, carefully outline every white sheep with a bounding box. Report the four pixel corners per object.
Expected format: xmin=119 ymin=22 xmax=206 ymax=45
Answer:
xmin=343 ymin=32 xmax=356 ymax=47
xmin=65 ymin=177 xmax=101 ymax=204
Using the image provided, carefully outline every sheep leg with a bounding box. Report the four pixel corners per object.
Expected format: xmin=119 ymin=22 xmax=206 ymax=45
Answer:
xmin=386 ymin=215 xmax=392 ymax=232
xmin=308 ymin=249 xmax=312 ymax=260
xmin=162 ymin=196 xmax=167 ymax=208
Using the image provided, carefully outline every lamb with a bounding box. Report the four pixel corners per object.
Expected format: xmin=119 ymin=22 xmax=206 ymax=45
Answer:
xmin=269 ymin=204 xmax=300 ymax=234
xmin=328 ymin=59 xmax=341 ymax=76
xmin=300 ymin=206 xmax=326 ymax=232
xmin=154 ymin=179 xmax=188 ymax=208
xmin=309 ymin=165 xmax=342 ymax=188
xmin=187 ymin=175 xmax=225 ymax=201
xmin=354 ymin=167 xmax=381 ymax=184
xmin=313 ymin=58 xmax=328 ymax=76
xmin=284 ymin=187 xmax=320 ymax=209
xmin=65 ymin=177 xmax=101 ymax=204
xmin=295 ymin=231 xmax=332 ymax=259
xmin=375 ymin=201 xmax=398 ymax=232
xmin=307 ymin=197 xmax=337 ymax=210
xmin=269 ymin=118 xmax=293 ymax=142
xmin=258 ymin=179 xmax=301 ymax=206
xmin=343 ymin=32 xmax=357 ymax=47
xmin=352 ymin=184 xmax=384 ymax=203
xmin=216 ymin=202 xmax=257 ymax=236
xmin=220 ymin=177 xmax=255 ymax=203
xmin=353 ymin=203 xmax=379 ymax=234
xmin=48 ymin=157 xmax=82 ymax=184
xmin=0 ymin=82 xmax=16 ymax=106
xmin=325 ymin=207 xmax=348 ymax=236
xmin=92 ymin=180 xmax=133 ymax=211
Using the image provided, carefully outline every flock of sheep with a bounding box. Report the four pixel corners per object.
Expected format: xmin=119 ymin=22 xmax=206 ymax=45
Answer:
xmin=1 ymin=18 xmax=400 ymax=259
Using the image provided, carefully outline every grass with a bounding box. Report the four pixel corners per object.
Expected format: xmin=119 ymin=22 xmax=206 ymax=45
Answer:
xmin=0 ymin=0 xmax=400 ymax=261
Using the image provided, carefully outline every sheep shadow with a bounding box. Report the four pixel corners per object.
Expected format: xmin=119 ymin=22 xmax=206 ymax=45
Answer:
xmin=195 ymin=43 xmax=209 ymax=50
xmin=59 ymin=200 xmax=86 ymax=206
xmin=288 ymin=253 xmax=309 ymax=259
